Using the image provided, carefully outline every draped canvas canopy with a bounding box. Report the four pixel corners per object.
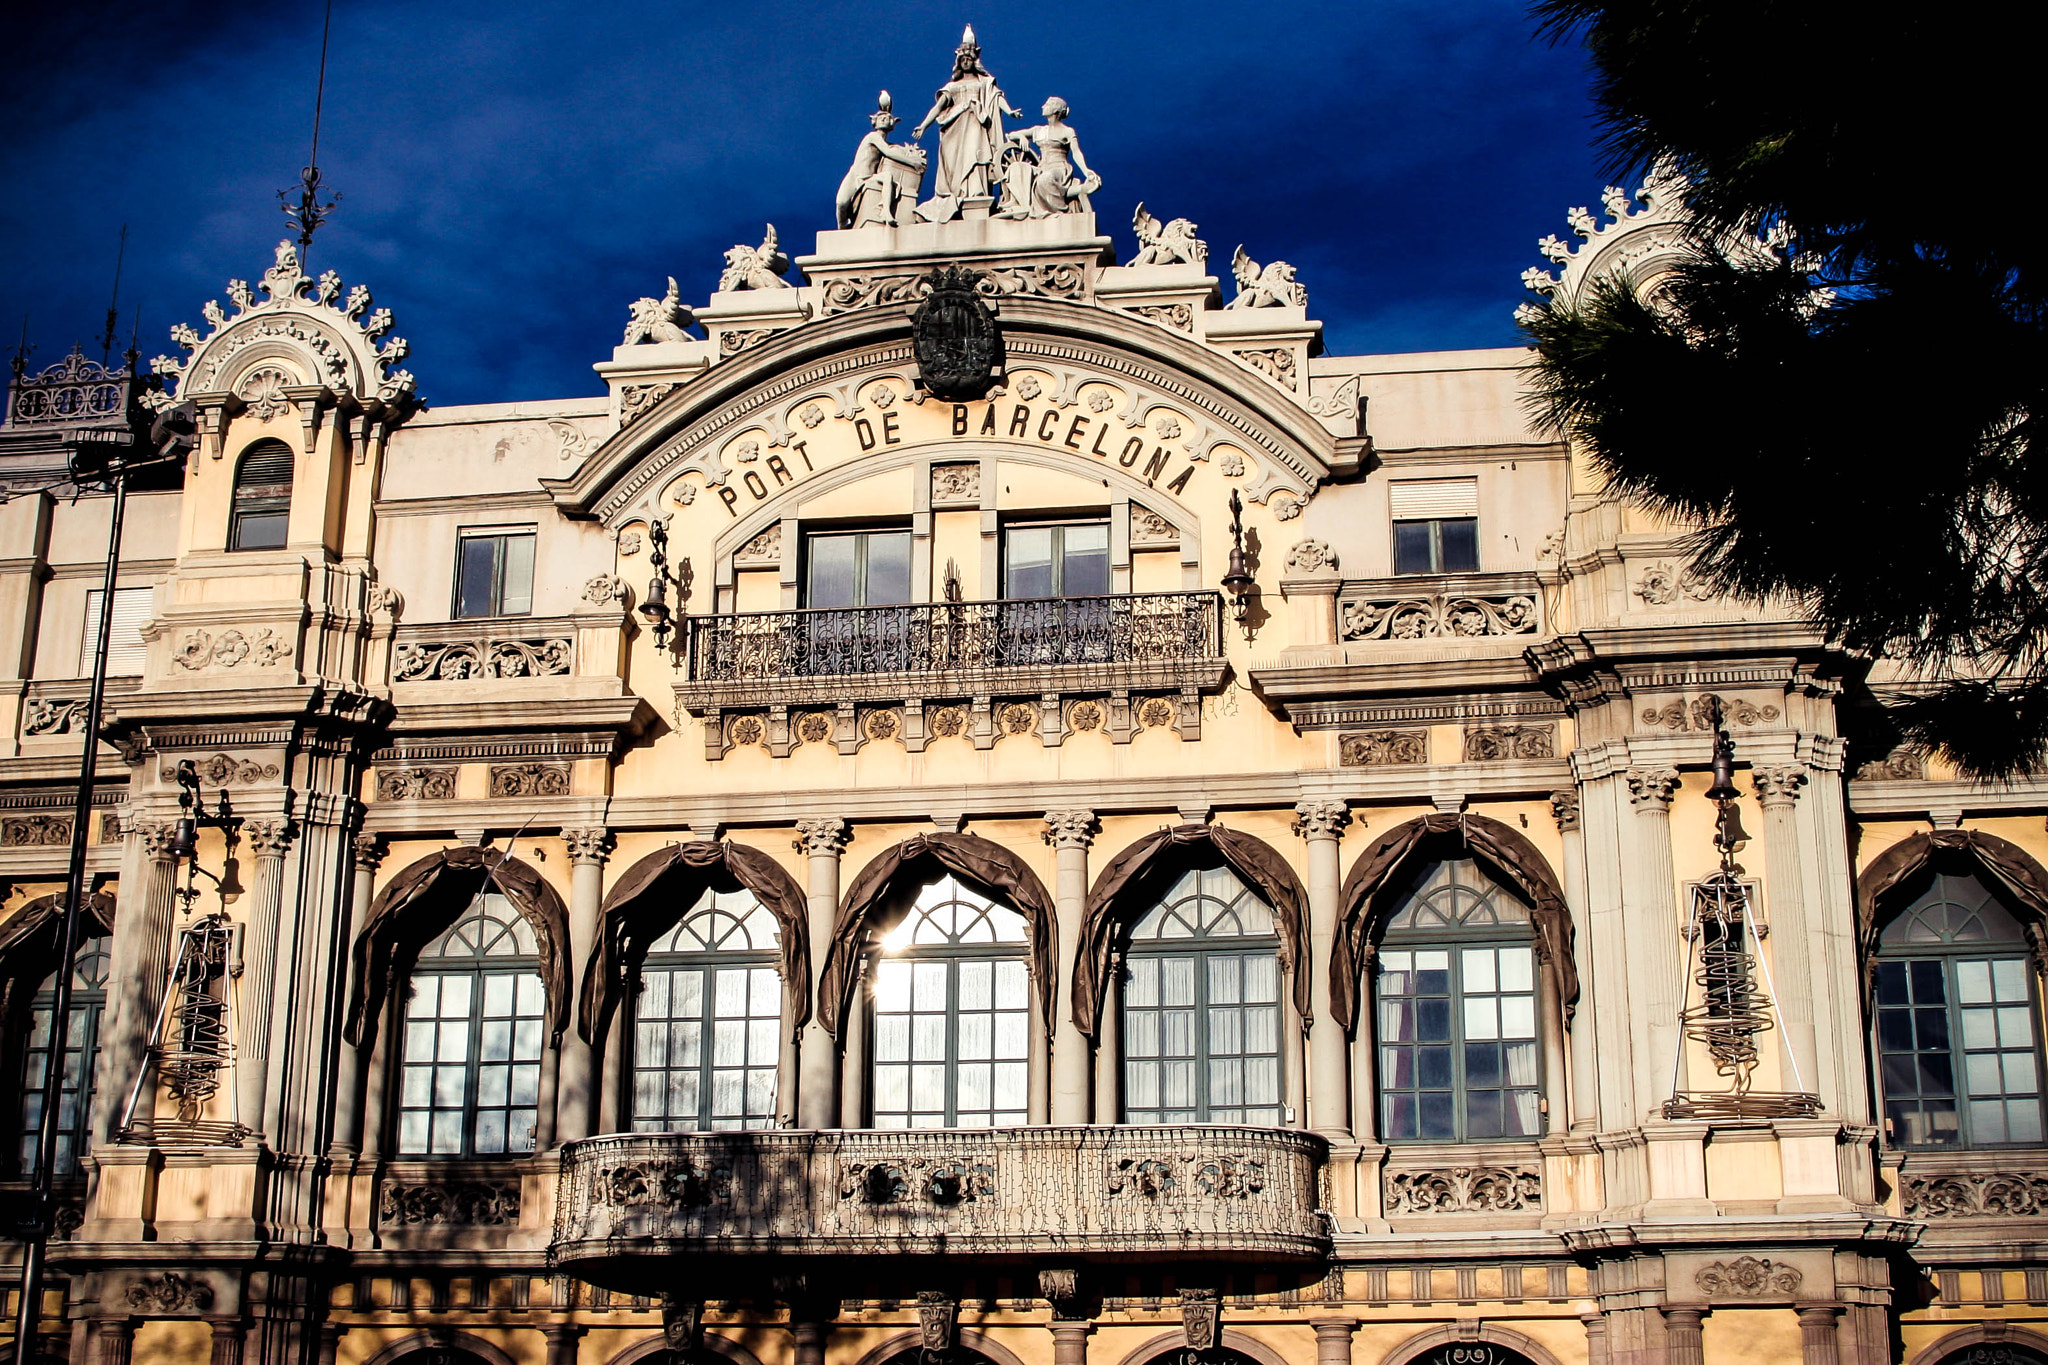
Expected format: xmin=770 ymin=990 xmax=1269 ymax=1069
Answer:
xmin=578 ymin=839 xmax=812 ymax=1044
xmin=818 ymin=832 xmax=1057 ymax=1039
xmin=1330 ymin=813 xmax=1578 ymax=1034
xmin=1856 ymin=829 xmax=2048 ymax=966
xmin=1072 ymin=824 xmax=1312 ymax=1038
xmin=0 ymin=890 xmax=116 ymax=1014
xmin=345 ymin=848 xmax=572 ymax=1049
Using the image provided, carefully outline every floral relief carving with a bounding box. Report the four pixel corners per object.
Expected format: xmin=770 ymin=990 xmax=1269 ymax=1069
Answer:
xmin=617 ymin=531 xmax=643 ymax=557
xmin=393 ymin=636 xmax=571 ymax=681
xmin=735 ymin=526 xmax=781 ymax=565
xmin=728 ymin=715 xmax=767 ymax=747
xmin=868 ymin=383 xmax=897 ymax=409
xmin=1267 ymin=490 xmax=1304 ymax=521
xmin=620 ymin=382 xmax=679 ymax=426
xmin=376 ymin=767 xmax=458 ymax=801
xmin=1693 ymin=1256 xmax=1803 ymax=1297
xmin=583 ymin=574 xmax=631 ymax=608
xmin=594 ymin=1157 xmax=735 ymax=1209
xmin=1068 ymin=700 xmax=1104 ymax=732
xmin=1000 ymin=702 xmax=1039 ymax=735
xmin=1219 ymin=451 xmax=1245 ymax=478
xmin=1137 ymin=697 xmax=1177 ymax=729
xmin=1233 ymin=347 xmax=1298 ymax=388
xmin=1338 ymin=730 xmax=1428 ymax=766
xmin=2 ymin=815 xmax=72 ymax=847
xmin=236 ymin=365 xmax=293 ymax=422
xmin=862 ymin=709 xmax=901 ymax=742
xmin=1633 ymin=560 xmax=1717 ymax=607
xmin=1283 ymin=540 xmax=1338 ymax=575
xmin=251 ymin=627 xmax=293 ymax=666
xmin=1087 ymin=389 xmax=1117 ymax=412
xmin=487 ymin=763 xmax=571 ymax=798
xmin=211 ymin=630 xmax=250 ymax=668
xmin=163 ymin=753 xmax=281 ymax=786
xmin=127 ymin=1271 xmax=216 ymax=1314
xmin=839 ymin=1157 xmax=996 ymax=1206
xmin=930 ymin=707 xmax=967 ymax=739
xmin=1903 ymin=1172 xmax=2048 ymax=1218
xmin=1132 ymin=303 xmax=1193 ymax=331
xmin=1855 ymin=745 xmax=1927 ymax=781
xmin=379 ymin=1180 xmax=522 ymax=1226
xmin=1341 ymin=592 xmax=1538 ymax=640
xmin=21 ymin=698 xmax=87 ymax=735
xmin=1639 ymin=693 xmax=1782 ymax=731
xmin=1193 ymin=1154 xmax=1266 ymax=1198
xmin=1463 ymin=724 xmax=1556 ymax=761
xmin=798 ymin=402 xmax=826 ymax=428
xmin=796 ymin=712 xmax=833 ymax=745
xmin=1014 ymin=375 xmax=1043 ymax=400
xmin=1131 ymin=509 xmax=1176 ymax=543
xmin=1107 ymin=1157 xmax=1178 ymax=1198
xmin=932 ymin=463 xmax=980 ymax=502
xmin=1384 ymin=1165 xmax=1542 ymax=1214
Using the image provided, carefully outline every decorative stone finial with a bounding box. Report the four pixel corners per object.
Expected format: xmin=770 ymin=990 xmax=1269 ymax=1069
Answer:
xmin=1131 ymin=203 xmax=1207 ymax=267
xmin=1227 ymin=246 xmax=1307 ymax=309
xmin=622 ymin=278 xmax=694 ymax=345
xmin=718 ymin=226 xmax=792 ymax=292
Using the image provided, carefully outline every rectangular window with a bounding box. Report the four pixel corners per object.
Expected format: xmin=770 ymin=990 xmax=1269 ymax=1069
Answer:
xmin=1379 ymin=944 xmax=1539 ymax=1141
xmin=1879 ymin=956 xmax=2044 ymax=1147
xmin=1390 ymin=478 xmax=1480 ymax=575
xmin=80 ymin=586 xmax=152 ymax=676
xmin=631 ymin=964 xmax=780 ymax=1132
xmin=1002 ymin=521 xmax=1110 ymax=599
xmin=396 ymin=969 xmax=544 ymax=1156
xmin=869 ymin=957 xmax=1028 ymax=1129
xmin=454 ymin=530 xmax=536 ymax=619
xmin=1123 ymin=951 xmax=1281 ymax=1125
xmin=19 ymin=995 xmax=102 ymax=1176
xmin=804 ymin=529 xmax=912 ymax=608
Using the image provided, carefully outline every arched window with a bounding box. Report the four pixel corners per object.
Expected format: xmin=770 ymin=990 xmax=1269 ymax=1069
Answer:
xmin=1123 ymin=866 xmax=1282 ymax=1124
xmin=1876 ymin=869 xmax=2045 ymax=1148
xmin=631 ymin=887 xmax=781 ymax=1132
xmin=1376 ymin=859 xmax=1541 ymax=1142
xmin=229 ymin=439 xmax=293 ymax=551
xmin=13 ymin=937 xmax=110 ymax=1176
xmin=395 ymin=893 xmax=545 ymax=1156
xmin=869 ymin=875 xmax=1029 ymax=1129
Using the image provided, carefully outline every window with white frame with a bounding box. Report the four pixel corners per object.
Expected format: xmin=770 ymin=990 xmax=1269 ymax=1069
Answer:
xmin=630 ymin=887 xmax=782 ymax=1132
xmin=1389 ymin=478 xmax=1479 ymax=575
xmin=79 ymin=586 xmax=152 ymax=676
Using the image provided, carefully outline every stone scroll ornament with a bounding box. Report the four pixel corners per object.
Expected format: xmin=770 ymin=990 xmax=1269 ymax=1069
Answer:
xmin=911 ymin=266 xmax=1004 ymax=401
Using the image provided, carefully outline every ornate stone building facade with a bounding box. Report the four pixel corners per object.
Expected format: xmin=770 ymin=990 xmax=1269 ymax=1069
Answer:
xmin=1 ymin=39 xmax=2039 ymax=1365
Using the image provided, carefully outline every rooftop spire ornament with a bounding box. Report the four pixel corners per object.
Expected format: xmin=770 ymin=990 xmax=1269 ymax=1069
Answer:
xmin=279 ymin=0 xmax=341 ymax=254
xmin=1662 ymin=700 xmax=1820 ymax=1121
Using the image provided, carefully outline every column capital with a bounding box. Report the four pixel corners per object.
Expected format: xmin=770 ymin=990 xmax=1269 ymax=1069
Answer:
xmin=794 ymin=817 xmax=850 ymax=857
xmin=561 ymin=826 xmax=614 ymax=866
xmin=1625 ymin=767 xmax=1682 ymax=809
xmin=351 ymin=832 xmax=386 ymax=871
xmin=241 ymin=818 xmax=295 ymax=859
xmin=1550 ymin=788 xmax=1581 ymax=832
xmin=1751 ymin=764 xmax=1810 ymax=809
xmin=1042 ymin=810 xmax=1099 ymax=850
xmin=132 ymin=817 xmax=180 ymax=862
xmin=1293 ymin=798 xmax=1351 ymax=840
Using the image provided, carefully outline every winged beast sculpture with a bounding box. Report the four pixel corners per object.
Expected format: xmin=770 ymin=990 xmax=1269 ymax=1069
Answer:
xmin=719 ymin=226 xmax=792 ymax=292
xmin=622 ymin=278 xmax=695 ymax=345
xmin=1130 ymin=204 xmax=1206 ymax=267
xmin=1226 ymin=246 xmax=1307 ymax=309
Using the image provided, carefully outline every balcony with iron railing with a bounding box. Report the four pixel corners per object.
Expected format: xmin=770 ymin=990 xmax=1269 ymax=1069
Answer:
xmin=675 ymin=591 xmax=1230 ymax=756
xmin=550 ymin=1125 xmax=1328 ymax=1290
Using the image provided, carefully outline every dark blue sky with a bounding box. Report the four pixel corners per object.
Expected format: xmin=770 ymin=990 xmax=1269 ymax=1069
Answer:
xmin=1 ymin=1 xmax=1603 ymax=409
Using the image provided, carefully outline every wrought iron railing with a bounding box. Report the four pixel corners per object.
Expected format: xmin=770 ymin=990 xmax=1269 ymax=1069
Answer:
xmin=685 ymin=591 xmax=1221 ymax=683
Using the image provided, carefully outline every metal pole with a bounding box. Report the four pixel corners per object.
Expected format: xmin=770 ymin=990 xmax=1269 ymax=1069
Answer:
xmin=11 ymin=466 xmax=128 ymax=1364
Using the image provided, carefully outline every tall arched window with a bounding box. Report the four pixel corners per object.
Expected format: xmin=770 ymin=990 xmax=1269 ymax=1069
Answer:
xmin=395 ymin=893 xmax=545 ymax=1156
xmin=229 ymin=439 xmax=293 ymax=551
xmin=1876 ymin=869 xmax=2045 ymax=1148
xmin=13 ymin=937 xmax=110 ymax=1176
xmin=869 ymin=875 xmax=1029 ymax=1129
xmin=1123 ymin=866 xmax=1282 ymax=1124
xmin=1377 ymin=859 xmax=1540 ymax=1142
xmin=631 ymin=887 xmax=781 ymax=1132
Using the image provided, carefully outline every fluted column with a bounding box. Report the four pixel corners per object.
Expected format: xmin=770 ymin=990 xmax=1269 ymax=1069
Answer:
xmin=208 ymin=1319 xmax=245 ymax=1365
xmin=1796 ymin=1306 xmax=1841 ymax=1365
xmin=1752 ymin=766 xmax=1819 ymax=1099
xmin=93 ymin=1318 xmax=135 ymax=1365
xmin=795 ymin=818 xmax=850 ymax=1128
xmin=555 ymin=827 xmax=612 ymax=1145
xmin=1623 ymin=768 xmax=1684 ymax=1119
xmin=330 ymin=835 xmax=385 ymax=1153
xmin=238 ymin=819 xmax=294 ymax=1140
xmin=1296 ymin=799 xmax=1352 ymax=1136
xmin=1045 ymin=810 xmax=1097 ymax=1125
xmin=100 ymin=820 xmax=179 ymax=1143
xmin=1661 ymin=1307 xmax=1705 ymax=1365
xmin=1552 ymin=789 xmax=1600 ymax=1130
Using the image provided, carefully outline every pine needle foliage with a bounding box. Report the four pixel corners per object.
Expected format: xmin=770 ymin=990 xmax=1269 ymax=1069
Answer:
xmin=1525 ymin=1 xmax=2048 ymax=778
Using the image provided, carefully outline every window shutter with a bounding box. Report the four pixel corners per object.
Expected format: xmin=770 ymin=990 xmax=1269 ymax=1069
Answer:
xmin=1389 ymin=478 xmax=1479 ymax=521
xmin=81 ymin=586 xmax=153 ymax=676
xmin=234 ymin=441 xmax=295 ymax=499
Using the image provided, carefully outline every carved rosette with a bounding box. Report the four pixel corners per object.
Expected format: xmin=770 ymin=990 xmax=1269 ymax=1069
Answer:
xmin=1625 ymin=767 xmax=1682 ymax=808
xmin=1293 ymin=799 xmax=1350 ymax=842
xmin=1693 ymin=1256 xmax=1803 ymax=1298
xmin=795 ymin=817 xmax=851 ymax=858
xmin=562 ymin=827 xmax=614 ymax=866
xmin=1042 ymin=810 xmax=1098 ymax=850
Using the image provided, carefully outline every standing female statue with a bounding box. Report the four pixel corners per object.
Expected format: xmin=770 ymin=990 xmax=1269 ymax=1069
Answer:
xmin=912 ymin=26 xmax=1021 ymax=223
xmin=997 ymin=97 xmax=1102 ymax=219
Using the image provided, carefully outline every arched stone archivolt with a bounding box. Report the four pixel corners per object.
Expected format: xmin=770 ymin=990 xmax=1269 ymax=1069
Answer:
xmin=0 ymin=890 xmax=116 ymax=991
xmin=601 ymin=1330 xmax=774 ymax=1365
xmin=1377 ymin=1323 xmax=1566 ymax=1365
xmin=358 ymin=1330 xmax=521 ymax=1365
xmin=1111 ymin=1328 xmax=1295 ymax=1365
xmin=1906 ymin=1323 xmax=2048 ymax=1365
xmin=849 ymin=1329 xmax=1031 ymax=1365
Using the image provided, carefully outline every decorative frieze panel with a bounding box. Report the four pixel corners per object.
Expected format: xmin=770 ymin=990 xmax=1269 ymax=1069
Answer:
xmin=817 ymin=263 xmax=1090 ymax=316
xmin=2 ymin=815 xmax=72 ymax=847
xmin=1340 ymin=590 xmax=1539 ymax=641
xmin=170 ymin=626 xmax=295 ymax=673
xmin=1639 ymin=692 xmax=1782 ymax=731
xmin=126 ymin=1271 xmax=217 ymax=1314
xmin=1693 ymin=1256 xmax=1803 ymax=1297
xmin=392 ymin=632 xmax=573 ymax=682
xmin=1338 ymin=730 xmax=1428 ymax=766
xmin=931 ymin=462 xmax=981 ymax=504
xmin=160 ymin=753 xmax=282 ymax=787
xmin=1384 ymin=1165 xmax=1542 ymax=1215
xmin=21 ymin=698 xmax=87 ymax=736
xmin=488 ymin=763 xmax=571 ymax=798
xmin=1903 ymin=1172 xmax=2048 ymax=1219
xmin=1855 ymin=745 xmax=1927 ymax=781
xmin=553 ymin=1126 xmax=1327 ymax=1263
xmin=379 ymin=1180 xmax=523 ymax=1227
xmin=376 ymin=767 xmax=458 ymax=801
xmin=1462 ymin=724 xmax=1556 ymax=761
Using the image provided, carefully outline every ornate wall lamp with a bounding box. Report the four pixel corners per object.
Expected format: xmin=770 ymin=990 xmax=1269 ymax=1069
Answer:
xmin=1220 ymin=489 xmax=1256 ymax=639
xmin=638 ymin=515 xmax=690 ymax=650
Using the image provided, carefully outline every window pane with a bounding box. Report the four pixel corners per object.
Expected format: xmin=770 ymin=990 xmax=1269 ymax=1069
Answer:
xmin=1005 ymin=527 xmax=1055 ymax=598
xmin=1392 ymin=521 xmax=1435 ymax=575
xmin=1438 ymin=517 xmax=1479 ymax=572
xmin=807 ymin=534 xmax=859 ymax=609
xmin=233 ymin=510 xmax=289 ymax=552
xmin=1059 ymin=523 xmax=1110 ymax=597
xmin=862 ymin=532 xmax=912 ymax=606
xmin=498 ymin=533 xmax=535 ymax=615
xmin=457 ymin=536 xmax=500 ymax=619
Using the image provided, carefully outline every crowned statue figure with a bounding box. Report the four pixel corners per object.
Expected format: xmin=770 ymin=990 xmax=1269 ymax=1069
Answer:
xmin=836 ymin=92 xmax=929 ymax=228
xmin=912 ymin=26 xmax=1021 ymax=224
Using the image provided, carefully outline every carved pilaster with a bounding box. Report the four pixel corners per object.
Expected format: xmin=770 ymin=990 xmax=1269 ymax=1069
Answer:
xmin=134 ymin=818 xmax=180 ymax=863
xmin=1751 ymin=764 xmax=1809 ymax=810
xmin=1625 ymin=767 xmax=1681 ymax=808
xmin=241 ymin=818 xmax=295 ymax=860
xmin=561 ymin=826 xmax=614 ymax=867
xmin=794 ymin=817 xmax=851 ymax=858
xmin=1042 ymin=810 xmax=1098 ymax=850
xmin=1293 ymin=798 xmax=1351 ymax=841
xmin=351 ymin=833 xmax=385 ymax=872
xmin=1549 ymin=788 xmax=1581 ymax=832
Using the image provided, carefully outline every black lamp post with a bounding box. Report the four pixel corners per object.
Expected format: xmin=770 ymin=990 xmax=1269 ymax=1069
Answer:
xmin=8 ymin=400 xmax=190 ymax=1364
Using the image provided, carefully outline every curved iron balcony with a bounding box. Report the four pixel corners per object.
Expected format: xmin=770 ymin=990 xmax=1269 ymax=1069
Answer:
xmin=551 ymin=1126 xmax=1328 ymax=1288
xmin=675 ymin=590 xmax=1227 ymax=712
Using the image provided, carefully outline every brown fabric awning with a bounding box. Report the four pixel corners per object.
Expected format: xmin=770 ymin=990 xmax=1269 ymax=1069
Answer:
xmin=1330 ymin=813 xmax=1579 ymax=1033
xmin=1072 ymin=824 xmax=1312 ymax=1038
xmin=818 ymin=832 xmax=1057 ymax=1039
xmin=0 ymin=890 xmax=116 ymax=981
xmin=345 ymin=847 xmax=572 ymax=1049
xmin=1857 ymin=829 xmax=2048 ymax=965
xmin=579 ymin=840 xmax=812 ymax=1044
